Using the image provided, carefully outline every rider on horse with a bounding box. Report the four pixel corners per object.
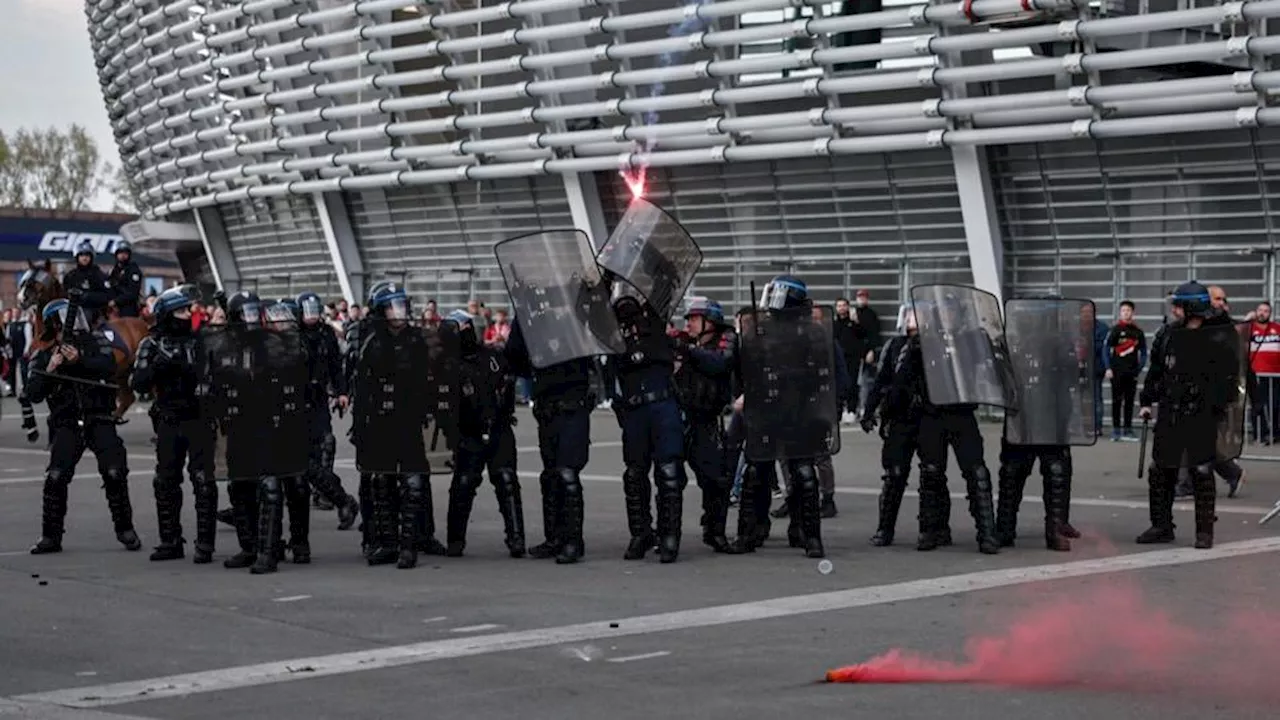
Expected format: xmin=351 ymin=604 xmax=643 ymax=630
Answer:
xmin=62 ymin=240 xmax=112 ymax=326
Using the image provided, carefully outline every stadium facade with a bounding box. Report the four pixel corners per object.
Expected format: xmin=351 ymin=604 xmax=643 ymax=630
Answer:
xmin=87 ymin=0 xmax=1280 ymax=327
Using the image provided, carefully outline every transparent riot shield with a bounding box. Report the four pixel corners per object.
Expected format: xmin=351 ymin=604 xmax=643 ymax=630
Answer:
xmin=737 ymin=304 xmax=841 ymax=462
xmin=596 ymin=198 xmax=703 ymax=320
xmin=494 ymin=230 xmax=624 ymax=370
xmin=1003 ymin=298 xmax=1096 ymax=446
xmin=910 ymin=284 xmax=1018 ymax=409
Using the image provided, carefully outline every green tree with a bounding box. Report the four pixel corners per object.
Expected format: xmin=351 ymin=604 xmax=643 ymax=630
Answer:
xmin=0 ymin=124 xmax=110 ymax=211
xmin=109 ymin=164 xmax=144 ymax=215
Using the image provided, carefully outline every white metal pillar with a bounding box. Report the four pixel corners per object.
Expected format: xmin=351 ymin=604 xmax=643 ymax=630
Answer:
xmin=953 ymin=146 xmax=1005 ymax=306
xmin=192 ymin=206 xmax=241 ymax=292
xmin=563 ymin=171 xmax=610 ymax=247
xmin=314 ymin=192 xmax=365 ymax=305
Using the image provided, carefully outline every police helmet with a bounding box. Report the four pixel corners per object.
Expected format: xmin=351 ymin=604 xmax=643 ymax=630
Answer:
xmin=114 ymin=241 xmax=132 ymax=257
xmin=296 ymin=291 xmax=323 ymax=323
xmin=369 ymin=283 xmax=410 ymax=321
xmin=72 ymin=240 xmax=95 ymax=259
xmin=684 ymin=298 xmax=725 ymax=326
xmin=227 ymin=290 xmax=262 ymax=327
xmin=1171 ymin=280 xmax=1212 ymax=319
xmin=264 ymin=300 xmax=297 ymax=325
xmin=366 ymin=280 xmax=396 ymax=308
xmin=759 ymin=275 xmax=808 ymax=311
xmin=41 ymin=298 xmax=88 ymax=334
xmin=154 ymin=286 xmax=195 ymax=319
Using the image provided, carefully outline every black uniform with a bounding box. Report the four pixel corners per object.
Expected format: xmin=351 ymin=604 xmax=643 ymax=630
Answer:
xmin=915 ymin=325 xmax=1000 ymax=554
xmin=603 ymin=301 xmax=688 ymax=563
xmin=505 ymin=320 xmax=593 ymax=564
xmin=861 ymin=332 xmax=946 ymax=547
xmin=106 ymin=260 xmax=143 ymax=318
xmin=344 ymin=317 xmax=376 ymax=551
xmin=445 ymin=337 xmax=525 ymax=557
xmin=1138 ymin=317 xmax=1238 ymax=548
xmin=62 ymin=264 xmax=112 ymax=323
xmin=300 ymin=322 xmax=358 ymax=529
xmin=673 ymin=333 xmax=734 ymax=553
xmin=132 ymin=326 xmax=217 ymax=562
xmin=28 ymin=330 xmax=140 ymax=553
xmin=352 ymin=321 xmax=442 ymax=569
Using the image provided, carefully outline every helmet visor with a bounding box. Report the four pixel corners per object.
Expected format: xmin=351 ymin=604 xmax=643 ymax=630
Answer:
xmin=241 ymin=302 xmax=261 ymax=326
xmin=300 ymin=297 xmax=323 ymax=322
xmin=760 ymin=282 xmax=790 ymax=311
xmin=265 ymin=304 xmax=294 ymax=324
xmin=384 ymin=297 xmax=409 ymax=321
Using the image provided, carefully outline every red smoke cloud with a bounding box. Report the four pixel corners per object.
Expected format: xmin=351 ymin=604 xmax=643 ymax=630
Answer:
xmin=826 ymin=572 xmax=1280 ymax=703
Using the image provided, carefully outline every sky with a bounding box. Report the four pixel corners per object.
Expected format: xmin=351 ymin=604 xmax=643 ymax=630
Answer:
xmin=0 ymin=0 xmax=121 ymax=211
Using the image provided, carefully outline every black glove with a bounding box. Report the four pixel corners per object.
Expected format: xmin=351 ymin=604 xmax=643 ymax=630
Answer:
xmin=860 ymin=414 xmax=876 ymax=434
xmin=66 ymin=287 xmax=85 ymax=304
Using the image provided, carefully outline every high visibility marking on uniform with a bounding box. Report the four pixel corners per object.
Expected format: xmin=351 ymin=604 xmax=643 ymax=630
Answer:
xmin=17 ymin=537 xmax=1280 ymax=709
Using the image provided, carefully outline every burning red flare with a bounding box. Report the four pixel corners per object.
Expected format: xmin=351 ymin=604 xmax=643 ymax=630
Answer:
xmin=620 ymin=168 xmax=647 ymax=200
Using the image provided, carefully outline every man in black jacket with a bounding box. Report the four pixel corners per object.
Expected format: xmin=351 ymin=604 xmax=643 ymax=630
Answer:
xmin=61 ymin=241 xmax=112 ymax=325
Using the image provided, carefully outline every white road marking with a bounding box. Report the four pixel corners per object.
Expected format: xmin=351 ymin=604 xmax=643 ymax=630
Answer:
xmin=449 ymin=624 xmax=504 ymax=634
xmin=421 ymin=616 xmax=448 ymax=624
xmin=0 ymin=446 xmax=154 ymax=463
xmin=0 ymin=696 xmax=157 ymax=720
xmin=18 ymin=536 xmax=1280 ymax=709
xmin=0 ymin=550 xmax=30 ymax=556
xmin=0 ymin=469 xmax=157 ymax=488
xmin=271 ymin=595 xmax=311 ymax=603
xmin=606 ymin=651 xmax=671 ymax=663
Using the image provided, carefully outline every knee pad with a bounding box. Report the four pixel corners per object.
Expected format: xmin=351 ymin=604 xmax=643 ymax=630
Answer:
xmin=919 ymin=463 xmax=945 ymax=482
xmin=102 ymin=468 xmax=127 ymax=488
xmin=964 ymin=464 xmax=992 ymax=491
xmin=1044 ymin=459 xmax=1069 ymax=479
xmin=654 ymin=460 xmax=685 ymax=492
xmin=45 ymin=470 xmax=73 ymax=489
xmin=259 ymin=475 xmax=282 ymax=497
xmin=452 ymin=472 xmax=483 ymax=494
xmin=556 ymin=468 xmax=582 ymax=497
xmin=885 ymin=465 xmax=910 ymax=484
xmin=494 ymin=469 xmax=520 ymax=493
xmin=792 ymin=463 xmax=818 ymax=492
xmin=152 ymin=473 xmax=179 ymax=493
xmin=622 ymin=465 xmax=648 ymax=485
xmin=1190 ymin=463 xmax=1215 ymax=481
xmin=403 ymin=473 xmax=426 ymax=497
xmin=321 ymin=432 xmax=337 ymax=469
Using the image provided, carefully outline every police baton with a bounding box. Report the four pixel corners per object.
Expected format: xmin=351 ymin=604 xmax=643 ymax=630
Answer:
xmin=1136 ymin=418 xmax=1149 ymax=479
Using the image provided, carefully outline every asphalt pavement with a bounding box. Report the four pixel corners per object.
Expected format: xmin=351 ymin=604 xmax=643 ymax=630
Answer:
xmin=1 ymin=403 xmax=1278 ymax=720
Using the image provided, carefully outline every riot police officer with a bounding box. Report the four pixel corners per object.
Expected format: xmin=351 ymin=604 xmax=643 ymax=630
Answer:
xmin=443 ymin=310 xmax=526 ymax=558
xmin=296 ymin=291 xmax=359 ymax=529
xmin=504 ymin=320 xmax=594 ymax=565
xmin=672 ymin=298 xmax=734 ymax=553
xmin=353 ymin=285 xmax=442 ymax=569
xmin=344 ymin=280 xmax=396 ymax=554
xmin=1137 ymin=280 xmax=1240 ymax=549
xmin=860 ymin=306 xmax=944 ymax=547
xmin=605 ymin=289 xmax=688 ymax=564
xmin=216 ymin=291 xmax=267 ymax=570
xmin=732 ymin=276 xmax=848 ymax=559
xmin=132 ymin=286 xmax=217 ymax=563
xmin=61 ymin=240 xmax=112 ymax=325
xmin=28 ymin=299 xmax=141 ymax=554
xmin=106 ymin=241 xmax=143 ymax=318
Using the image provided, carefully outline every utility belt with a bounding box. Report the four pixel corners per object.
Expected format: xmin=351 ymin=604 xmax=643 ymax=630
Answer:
xmin=533 ymin=392 xmax=597 ymax=422
xmin=622 ymin=388 xmax=673 ymax=408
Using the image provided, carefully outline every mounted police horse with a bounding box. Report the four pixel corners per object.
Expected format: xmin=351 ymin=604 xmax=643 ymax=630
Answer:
xmin=16 ymin=258 xmax=150 ymax=440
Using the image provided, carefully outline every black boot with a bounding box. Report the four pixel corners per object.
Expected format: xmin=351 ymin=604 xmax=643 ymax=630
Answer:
xmin=786 ymin=479 xmax=805 ymax=549
xmin=223 ymin=481 xmax=258 ymax=569
xmin=622 ymin=467 xmax=655 ymax=560
xmin=654 ymin=461 xmax=685 ymax=564
xmin=217 ymin=508 xmax=235 ymax=527
xmin=917 ymin=468 xmax=946 ymax=551
xmin=102 ymin=468 xmax=141 ymax=551
xmin=820 ymin=493 xmax=838 ymax=519
xmin=964 ymin=465 xmax=1000 ymax=555
xmin=367 ymin=475 xmax=400 ymax=566
xmin=1191 ymin=465 xmax=1216 ymax=549
xmin=284 ymin=477 xmax=310 ymax=564
xmin=1060 ymin=473 xmax=1081 ymax=538
xmin=555 ymin=469 xmax=584 ymax=564
xmin=251 ymin=477 xmax=283 ymax=574
xmin=701 ymin=480 xmax=733 ymax=553
xmin=528 ymin=470 xmax=562 ymax=559
xmin=730 ymin=467 xmax=761 ymax=554
xmin=870 ymin=472 xmax=908 ymax=547
xmin=493 ymin=470 xmax=526 ymax=558
xmin=995 ymin=465 xmax=1027 ymax=548
xmin=32 ymin=471 xmax=70 ymax=554
xmin=1136 ymin=466 xmax=1177 ymax=544
xmin=358 ymin=473 xmax=374 ymax=555
xmin=150 ymin=475 xmax=185 ymax=561
xmin=796 ymin=464 xmax=825 ymax=558
xmin=192 ymin=472 xmax=217 ymax=564
xmin=1042 ymin=452 xmax=1073 ymax=552
xmin=446 ymin=473 xmax=481 ymax=557
xmin=415 ymin=477 xmax=448 ymax=556
xmin=399 ymin=474 xmax=426 ymax=569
